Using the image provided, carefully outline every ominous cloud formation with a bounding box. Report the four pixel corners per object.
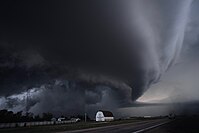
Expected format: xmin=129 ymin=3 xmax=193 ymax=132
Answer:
xmin=0 ymin=0 xmax=198 ymax=116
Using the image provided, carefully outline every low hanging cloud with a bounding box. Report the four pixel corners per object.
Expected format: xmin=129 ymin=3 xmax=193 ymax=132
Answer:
xmin=0 ymin=80 xmax=121 ymax=117
xmin=0 ymin=0 xmax=198 ymax=115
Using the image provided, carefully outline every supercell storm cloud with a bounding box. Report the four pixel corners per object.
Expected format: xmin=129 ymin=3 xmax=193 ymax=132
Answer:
xmin=0 ymin=0 xmax=198 ymax=115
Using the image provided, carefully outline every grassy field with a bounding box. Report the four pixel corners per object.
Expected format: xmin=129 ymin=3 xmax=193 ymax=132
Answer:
xmin=0 ymin=118 xmax=158 ymax=133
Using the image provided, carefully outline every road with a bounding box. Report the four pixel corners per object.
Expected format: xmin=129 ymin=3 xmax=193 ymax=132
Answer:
xmin=145 ymin=116 xmax=199 ymax=133
xmin=60 ymin=119 xmax=170 ymax=133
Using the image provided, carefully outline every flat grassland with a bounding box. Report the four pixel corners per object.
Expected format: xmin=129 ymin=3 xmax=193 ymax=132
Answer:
xmin=0 ymin=118 xmax=157 ymax=133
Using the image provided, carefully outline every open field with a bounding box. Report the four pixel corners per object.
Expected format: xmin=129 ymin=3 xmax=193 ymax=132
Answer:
xmin=0 ymin=118 xmax=164 ymax=133
xmin=1 ymin=116 xmax=199 ymax=133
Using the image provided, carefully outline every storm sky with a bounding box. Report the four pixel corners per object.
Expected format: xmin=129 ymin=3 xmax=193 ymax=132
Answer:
xmin=0 ymin=0 xmax=199 ymax=117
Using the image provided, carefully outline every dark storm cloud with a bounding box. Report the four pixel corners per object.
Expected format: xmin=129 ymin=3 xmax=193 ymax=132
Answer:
xmin=0 ymin=0 xmax=143 ymax=100
xmin=0 ymin=80 xmax=121 ymax=117
xmin=0 ymin=0 xmax=197 ymax=115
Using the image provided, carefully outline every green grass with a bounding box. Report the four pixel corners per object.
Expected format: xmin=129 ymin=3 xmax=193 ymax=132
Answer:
xmin=0 ymin=118 xmax=157 ymax=133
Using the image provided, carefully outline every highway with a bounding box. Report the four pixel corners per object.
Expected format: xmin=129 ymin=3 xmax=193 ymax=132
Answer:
xmin=60 ymin=119 xmax=171 ymax=133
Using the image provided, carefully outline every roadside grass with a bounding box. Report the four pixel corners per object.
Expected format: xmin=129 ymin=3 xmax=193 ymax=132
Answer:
xmin=0 ymin=118 xmax=160 ymax=133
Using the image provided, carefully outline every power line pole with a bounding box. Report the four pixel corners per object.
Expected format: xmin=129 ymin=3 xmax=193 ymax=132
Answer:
xmin=26 ymin=88 xmax=29 ymax=113
xmin=85 ymin=113 xmax=87 ymax=122
xmin=26 ymin=71 xmax=30 ymax=114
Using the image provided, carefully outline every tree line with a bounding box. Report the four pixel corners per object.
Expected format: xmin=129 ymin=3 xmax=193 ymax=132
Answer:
xmin=0 ymin=109 xmax=91 ymax=123
xmin=0 ymin=109 xmax=53 ymax=123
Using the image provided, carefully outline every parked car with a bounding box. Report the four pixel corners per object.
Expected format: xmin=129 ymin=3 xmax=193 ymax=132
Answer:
xmin=58 ymin=118 xmax=65 ymax=121
xmin=71 ymin=118 xmax=81 ymax=122
xmin=51 ymin=118 xmax=56 ymax=122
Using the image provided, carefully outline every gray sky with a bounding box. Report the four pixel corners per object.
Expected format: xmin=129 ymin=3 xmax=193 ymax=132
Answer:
xmin=0 ymin=0 xmax=199 ymax=117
